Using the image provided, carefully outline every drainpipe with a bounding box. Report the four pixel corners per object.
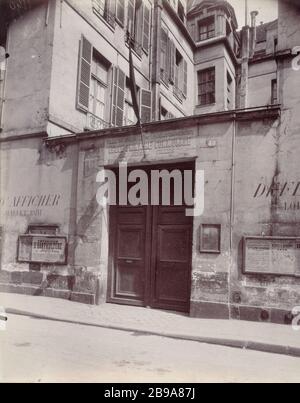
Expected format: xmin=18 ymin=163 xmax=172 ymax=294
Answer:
xmin=239 ymin=25 xmax=250 ymax=109
xmin=151 ymin=0 xmax=163 ymax=121
xmin=228 ymin=116 xmax=237 ymax=319
xmin=0 ymin=46 xmax=9 ymax=132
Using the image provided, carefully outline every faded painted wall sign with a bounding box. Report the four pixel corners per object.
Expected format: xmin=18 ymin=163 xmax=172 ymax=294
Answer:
xmin=243 ymin=237 xmax=300 ymax=276
xmin=104 ymin=131 xmax=197 ymax=163
xmin=18 ymin=235 xmax=67 ymax=264
xmin=0 ymin=194 xmax=62 ymax=218
xmin=254 ymin=182 xmax=300 ymax=198
xmin=253 ymin=182 xmax=300 ymax=211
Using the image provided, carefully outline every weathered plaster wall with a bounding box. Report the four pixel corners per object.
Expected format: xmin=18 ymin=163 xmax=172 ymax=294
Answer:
xmin=2 ymin=2 xmax=55 ymax=137
xmin=248 ymin=60 xmax=277 ymax=108
xmin=48 ymin=0 xmax=153 ymax=135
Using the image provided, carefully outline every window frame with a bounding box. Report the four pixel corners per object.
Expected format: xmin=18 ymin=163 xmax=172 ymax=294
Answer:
xmin=197 ymin=67 xmax=216 ymax=106
xmin=271 ymin=78 xmax=278 ymax=105
xmin=198 ymin=16 xmax=216 ymax=42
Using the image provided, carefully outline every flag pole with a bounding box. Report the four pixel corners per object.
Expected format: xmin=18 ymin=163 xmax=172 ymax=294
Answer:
xmin=127 ymin=31 xmax=147 ymax=161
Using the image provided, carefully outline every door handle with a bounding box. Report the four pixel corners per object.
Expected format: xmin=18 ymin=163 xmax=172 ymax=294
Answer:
xmin=125 ymin=260 xmax=134 ymax=264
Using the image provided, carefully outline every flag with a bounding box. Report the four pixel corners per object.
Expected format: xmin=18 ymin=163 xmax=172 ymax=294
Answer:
xmin=128 ymin=35 xmax=141 ymax=126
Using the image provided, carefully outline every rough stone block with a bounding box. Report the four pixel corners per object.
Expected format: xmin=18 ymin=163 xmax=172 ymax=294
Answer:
xmin=43 ymin=288 xmax=71 ymax=300
xmin=73 ymin=272 xmax=97 ymax=293
xmin=70 ymin=291 xmax=95 ymax=305
xmin=190 ymin=301 xmax=229 ymax=319
xmin=22 ymin=271 xmax=43 ymax=285
xmin=46 ymin=275 xmax=75 ymax=290
xmin=0 ymin=270 xmax=10 ymax=283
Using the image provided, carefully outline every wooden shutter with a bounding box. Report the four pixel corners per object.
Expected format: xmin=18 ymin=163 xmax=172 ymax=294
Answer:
xmin=169 ymin=40 xmax=176 ymax=84
xmin=183 ymin=59 xmax=187 ymax=97
xmin=140 ymin=89 xmax=152 ymax=123
xmin=134 ymin=2 xmax=143 ymax=56
xmin=116 ymin=0 xmax=125 ymax=25
xmin=160 ymin=28 xmax=168 ymax=82
xmin=112 ymin=67 xmax=126 ymax=127
xmin=108 ymin=0 xmax=116 ymax=18
xmin=142 ymin=4 xmax=150 ymax=53
xmin=127 ymin=0 xmax=135 ymax=36
xmin=77 ymin=36 xmax=92 ymax=112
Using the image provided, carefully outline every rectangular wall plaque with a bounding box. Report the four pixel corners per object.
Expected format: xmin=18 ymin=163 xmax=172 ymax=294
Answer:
xmin=200 ymin=224 xmax=221 ymax=254
xmin=243 ymin=237 xmax=300 ymax=276
xmin=18 ymin=235 xmax=67 ymax=265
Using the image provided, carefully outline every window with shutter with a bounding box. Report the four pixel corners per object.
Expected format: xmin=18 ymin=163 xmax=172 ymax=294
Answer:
xmin=142 ymin=5 xmax=150 ymax=53
xmin=116 ymin=0 xmax=125 ymax=25
xmin=160 ymin=28 xmax=168 ymax=84
xmin=169 ymin=40 xmax=176 ymax=84
xmin=140 ymin=89 xmax=152 ymax=123
xmin=77 ymin=36 xmax=92 ymax=112
xmin=112 ymin=67 xmax=126 ymax=127
xmin=183 ymin=59 xmax=187 ymax=98
xmin=127 ymin=0 xmax=135 ymax=36
xmin=92 ymin=0 xmax=116 ymax=27
xmin=134 ymin=1 xmax=143 ymax=56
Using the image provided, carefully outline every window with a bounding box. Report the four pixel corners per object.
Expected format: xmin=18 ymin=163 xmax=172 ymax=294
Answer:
xmin=271 ymin=79 xmax=278 ymax=104
xmin=88 ymin=56 xmax=109 ymax=129
xmin=227 ymin=71 xmax=234 ymax=110
xmin=198 ymin=16 xmax=215 ymax=42
xmin=92 ymin=0 xmax=116 ymax=27
xmin=127 ymin=0 xmax=150 ymax=56
xmin=198 ymin=67 xmax=215 ymax=106
xmin=77 ymin=36 xmax=111 ymax=130
xmin=161 ymin=106 xmax=174 ymax=120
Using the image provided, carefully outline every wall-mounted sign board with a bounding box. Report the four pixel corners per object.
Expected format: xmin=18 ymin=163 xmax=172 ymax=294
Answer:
xmin=18 ymin=235 xmax=67 ymax=265
xmin=243 ymin=236 xmax=300 ymax=276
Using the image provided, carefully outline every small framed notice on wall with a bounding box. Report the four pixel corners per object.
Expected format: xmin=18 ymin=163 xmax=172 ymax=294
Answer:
xmin=200 ymin=224 xmax=221 ymax=254
xmin=18 ymin=235 xmax=68 ymax=265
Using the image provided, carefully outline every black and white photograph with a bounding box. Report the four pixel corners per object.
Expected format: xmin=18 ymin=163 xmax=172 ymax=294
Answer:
xmin=0 ymin=0 xmax=300 ymax=385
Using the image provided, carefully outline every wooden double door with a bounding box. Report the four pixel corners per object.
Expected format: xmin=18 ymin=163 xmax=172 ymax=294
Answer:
xmin=107 ymin=164 xmax=194 ymax=313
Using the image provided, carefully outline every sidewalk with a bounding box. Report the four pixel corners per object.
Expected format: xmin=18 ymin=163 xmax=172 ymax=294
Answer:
xmin=1 ymin=292 xmax=300 ymax=358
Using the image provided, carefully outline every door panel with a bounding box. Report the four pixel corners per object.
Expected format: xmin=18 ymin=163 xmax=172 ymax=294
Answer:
xmin=150 ymin=207 xmax=193 ymax=312
xmin=111 ymin=206 xmax=149 ymax=304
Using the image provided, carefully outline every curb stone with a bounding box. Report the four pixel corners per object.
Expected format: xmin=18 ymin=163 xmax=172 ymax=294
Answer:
xmin=6 ymin=307 xmax=300 ymax=358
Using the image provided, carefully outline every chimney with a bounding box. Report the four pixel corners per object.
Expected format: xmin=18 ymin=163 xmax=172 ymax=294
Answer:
xmin=250 ymin=11 xmax=259 ymax=43
xmin=238 ymin=25 xmax=250 ymax=109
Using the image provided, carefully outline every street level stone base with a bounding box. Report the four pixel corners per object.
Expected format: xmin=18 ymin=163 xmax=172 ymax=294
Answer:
xmin=190 ymin=301 xmax=294 ymax=325
xmin=0 ymin=270 xmax=96 ymax=305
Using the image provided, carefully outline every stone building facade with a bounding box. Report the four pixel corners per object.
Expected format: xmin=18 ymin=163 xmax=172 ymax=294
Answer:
xmin=0 ymin=0 xmax=300 ymax=323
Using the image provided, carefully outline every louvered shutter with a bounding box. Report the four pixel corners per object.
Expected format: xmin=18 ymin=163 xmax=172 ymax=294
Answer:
xmin=183 ymin=59 xmax=187 ymax=97
xmin=169 ymin=40 xmax=176 ymax=84
xmin=160 ymin=28 xmax=168 ymax=82
xmin=77 ymin=36 xmax=92 ymax=112
xmin=140 ymin=89 xmax=152 ymax=123
xmin=112 ymin=67 xmax=126 ymax=127
xmin=107 ymin=0 xmax=116 ymax=19
xmin=142 ymin=4 xmax=150 ymax=53
xmin=135 ymin=2 xmax=143 ymax=56
xmin=127 ymin=0 xmax=135 ymax=36
xmin=116 ymin=0 xmax=125 ymax=25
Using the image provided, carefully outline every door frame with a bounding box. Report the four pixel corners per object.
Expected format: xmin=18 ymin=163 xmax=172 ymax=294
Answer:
xmin=106 ymin=159 xmax=195 ymax=311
